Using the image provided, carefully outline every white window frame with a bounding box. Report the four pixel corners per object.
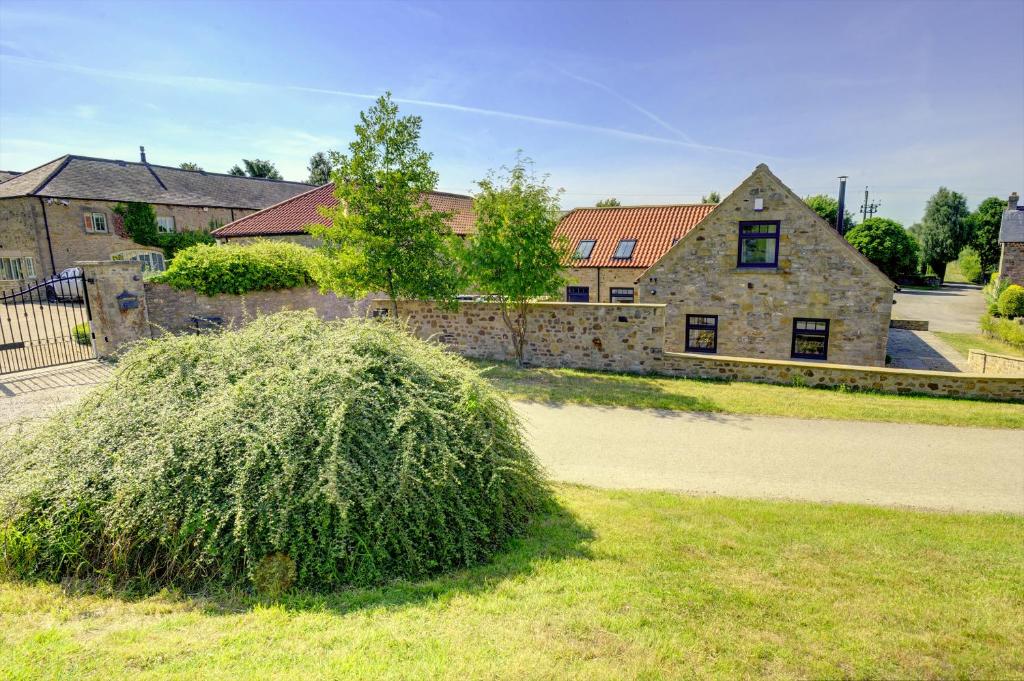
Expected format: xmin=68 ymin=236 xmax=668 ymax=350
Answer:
xmin=0 ymin=256 xmax=35 ymax=280
xmin=112 ymin=249 xmax=166 ymax=272
xmin=23 ymin=256 xmax=35 ymax=279
xmin=156 ymin=216 xmax=176 ymax=233
xmin=91 ymin=212 xmax=108 ymax=233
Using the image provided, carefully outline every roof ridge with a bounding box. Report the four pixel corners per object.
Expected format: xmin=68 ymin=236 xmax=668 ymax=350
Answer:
xmin=571 ymin=202 xmax=718 ymax=211
xmin=60 ymin=155 xmax=311 ymax=186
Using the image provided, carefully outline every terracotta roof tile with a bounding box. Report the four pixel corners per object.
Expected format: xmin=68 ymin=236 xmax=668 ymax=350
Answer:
xmin=556 ymin=203 xmax=717 ymax=268
xmin=212 ymin=183 xmax=477 ymax=238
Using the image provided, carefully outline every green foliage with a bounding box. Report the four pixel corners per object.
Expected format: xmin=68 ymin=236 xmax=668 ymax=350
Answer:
xmin=805 ymin=194 xmax=856 ymax=230
xmin=112 ymin=201 xmax=215 ymax=259
xmin=252 ymin=553 xmax=296 ymax=598
xmin=981 ymin=313 xmax=1024 ymax=350
xmin=72 ymin=322 xmax=90 ymax=346
xmin=595 ymin=198 xmax=620 ymax=207
xmin=179 ymin=162 xmax=203 ymax=171
xmin=844 ymin=217 xmax=919 ymax=280
xmin=307 ymin=151 xmax=332 ymax=185
xmin=701 ymin=191 xmax=721 ymax=204
xmin=0 ymin=312 xmax=548 ymax=591
xmin=227 ymin=159 xmax=283 ymax=180
xmin=919 ymin=187 xmax=971 ymax=282
xmin=150 ymin=241 xmax=317 ymax=295
xmin=311 ymin=92 xmax=463 ymax=315
xmin=970 ymin=197 xmax=1005 ymax=277
xmin=997 ymin=284 xmax=1024 ymax=318
xmin=462 ymin=154 xmax=568 ymax=366
xmin=983 ymin=272 xmax=1011 ymax=311
xmin=956 ymin=246 xmax=983 ymax=284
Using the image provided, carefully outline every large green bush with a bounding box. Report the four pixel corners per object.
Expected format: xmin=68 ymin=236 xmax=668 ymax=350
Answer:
xmin=0 ymin=312 xmax=549 ymax=591
xmin=844 ymin=217 xmax=919 ymax=280
xmin=997 ymin=284 xmax=1024 ymax=318
xmin=151 ymin=241 xmax=317 ymax=295
xmin=956 ymin=246 xmax=983 ymax=284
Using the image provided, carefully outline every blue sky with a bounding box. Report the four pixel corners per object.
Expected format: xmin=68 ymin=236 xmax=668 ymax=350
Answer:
xmin=1 ymin=0 xmax=1021 ymax=224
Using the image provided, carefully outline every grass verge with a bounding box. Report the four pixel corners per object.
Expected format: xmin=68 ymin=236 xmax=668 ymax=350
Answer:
xmin=476 ymin=361 xmax=1024 ymax=429
xmin=2 ymin=485 xmax=1021 ymax=680
xmin=934 ymin=331 xmax=1024 ymax=359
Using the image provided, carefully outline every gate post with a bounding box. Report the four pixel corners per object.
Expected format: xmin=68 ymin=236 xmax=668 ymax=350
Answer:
xmin=78 ymin=261 xmax=150 ymax=358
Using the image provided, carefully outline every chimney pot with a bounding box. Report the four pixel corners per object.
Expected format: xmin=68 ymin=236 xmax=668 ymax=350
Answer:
xmin=1010 ymin=192 xmax=1020 ymax=211
xmin=140 ymin=146 xmax=147 ymax=164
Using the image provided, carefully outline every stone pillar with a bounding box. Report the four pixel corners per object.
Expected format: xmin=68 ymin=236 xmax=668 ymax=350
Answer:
xmin=78 ymin=260 xmax=150 ymax=358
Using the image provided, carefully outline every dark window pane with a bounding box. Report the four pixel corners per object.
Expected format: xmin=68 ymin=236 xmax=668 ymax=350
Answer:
xmin=614 ymin=239 xmax=636 ymax=259
xmin=740 ymin=237 xmax=777 ymax=264
xmin=574 ymin=240 xmax=596 ymax=259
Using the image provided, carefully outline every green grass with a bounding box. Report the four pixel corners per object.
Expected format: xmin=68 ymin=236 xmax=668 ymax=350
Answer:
xmin=934 ymin=331 xmax=1024 ymax=359
xmin=475 ymin=361 xmax=1024 ymax=429
xmin=2 ymin=485 xmax=1021 ymax=679
xmin=943 ymin=260 xmax=970 ymax=284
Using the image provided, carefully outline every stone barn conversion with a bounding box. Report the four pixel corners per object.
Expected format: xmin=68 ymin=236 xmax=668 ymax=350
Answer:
xmin=998 ymin=191 xmax=1024 ymax=285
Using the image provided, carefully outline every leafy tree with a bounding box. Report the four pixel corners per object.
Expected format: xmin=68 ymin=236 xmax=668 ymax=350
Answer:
xmin=844 ymin=217 xmax=919 ymax=280
xmin=178 ymin=161 xmax=203 ymax=171
xmin=970 ymin=196 xmax=1005 ymax=278
xmin=805 ymin=194 xmax=856 ymax=230
xmin=956 ymin=246 xmax=983 ymax=284
xmin=226 ymin=159 xmax=283 ymax=180
xmin=595 ymin=198 xmax=621 ymax=207
xmin=310 ymin=93 xmax=462 ymax=316
xmin=919 ymin=187 xmax=971 ymax=283
xmin=307 ymin=151 xmax=332 ymax=185
xmin=701 ymin=191 xmax=721 ymax=204
xmin=462 ymin=155 xmax=568 ymax=367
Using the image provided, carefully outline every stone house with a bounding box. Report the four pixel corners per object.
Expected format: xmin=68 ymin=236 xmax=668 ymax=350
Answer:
xmin=211 ymin=182 xmax=477 ymax=244
xmin=0 ymin=153 xmax=312 ymax=289
xmin=636 ymin=164 xmax=895 ymax=366
xmin=998 ymin=191 xmax=1024 ymax=286
xmin=556 ymin=203 xmax=716 ymax=303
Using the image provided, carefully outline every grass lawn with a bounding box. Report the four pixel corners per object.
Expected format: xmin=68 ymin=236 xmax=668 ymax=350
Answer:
xmin=2 ymin=485 xmax=1021 ymax=680
xmin=934 ymin=331 xmax=1024 ymax=359
xmin=475 ymin=361 xmax=1024 ymax=429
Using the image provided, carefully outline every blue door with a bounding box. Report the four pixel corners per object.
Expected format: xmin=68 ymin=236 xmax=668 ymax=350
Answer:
xmin=566 ymin=286 xmax=590 ymax=302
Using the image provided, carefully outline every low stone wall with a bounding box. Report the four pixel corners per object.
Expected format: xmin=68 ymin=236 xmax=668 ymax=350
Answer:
xmin=144 ymin=282 xmax=380 ymax=335
xmin=890 ymin=319 xmax=929 ymax=331
xmin=660 ymin=351 xmax=1024 ymax=401
xmin=968 ymin=349 xmax=1024 ymax=377
xmin=393 ymin=300 xmax=666 ymax=373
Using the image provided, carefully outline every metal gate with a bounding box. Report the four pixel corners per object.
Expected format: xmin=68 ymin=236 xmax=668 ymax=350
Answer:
xmin=0 ymin=271 xmax=95 ymax=375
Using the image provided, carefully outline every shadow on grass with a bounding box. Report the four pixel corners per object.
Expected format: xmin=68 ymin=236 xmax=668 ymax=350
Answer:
xmin=53 ymin=498 xmax=595 ymax=617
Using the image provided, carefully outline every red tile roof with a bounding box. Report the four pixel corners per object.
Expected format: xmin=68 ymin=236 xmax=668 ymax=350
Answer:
xmin=556 ymin=203 xmax=717 ymax=268
xmin=211 ymin=183 xmax=477 ymax=238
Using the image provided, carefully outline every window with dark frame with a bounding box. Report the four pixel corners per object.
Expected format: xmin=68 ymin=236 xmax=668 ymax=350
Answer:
xmin=573 ymin=239 xmax=596 ymax=259
xmin=791 ymin=318 xmax=829 ymax=360
xmin=566 ymin=286 xmax=590 ymax=302
xmin=613 ymin=239 xmax=636 ymax=260
xmin=737 ymin=220 xmax=779 ymax=268
xmin=609 ymin=287 xmax=634 ymax=303
xmin=685 ymin=314 xmax=718 ymax=353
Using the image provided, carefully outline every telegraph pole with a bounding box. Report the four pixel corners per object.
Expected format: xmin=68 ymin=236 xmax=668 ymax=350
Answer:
xmin=860 ymin=187 xmax=880 ymax=222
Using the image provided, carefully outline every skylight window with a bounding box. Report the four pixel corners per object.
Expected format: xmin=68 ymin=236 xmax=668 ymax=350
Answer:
xmin=574 ymin=239 xmax=596 ymax=259
xmin=613 ymin=239 xmax=636 ymax=260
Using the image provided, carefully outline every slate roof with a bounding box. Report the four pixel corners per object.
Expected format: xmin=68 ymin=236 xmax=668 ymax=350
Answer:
xmin=0 ymin=170 xmax=20 ymax=183
xmin=999 ymin=207 xmax=1024 ymax=243
xmin=0 ymin=155 xmax=312 ymax=210
xmin=211 ymin=182 xmax=477 ymax=238
xmin=556 ymin=203 xmax=717 ymax=268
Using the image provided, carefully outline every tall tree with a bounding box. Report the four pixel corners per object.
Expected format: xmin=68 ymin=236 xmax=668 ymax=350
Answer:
xmin=701 ymin=191 xmax=721 ymax=204
xmin=970 ymin=196 xmax=1006 ymax=278
xmin=309 ymin=93 xmax=462 ymax=316
xmin=805 ymin=194 xmax=855 ymax=229
xmin=178 ymin=161 xmax=203 ymax=171
xmin=919 ymin=187 xmax=971 ymax=283
xmin=462 ymin=155 xmax=568 ymax=367
xmin=226 ymin=159 xmax=283 ymax=180
xmin=307 ymin=151 xmax=332 ymax=185
xmin=595 ymin=198 xmax=620 ymax=207
xmin=844 ymin=217 xmax=919 ymax=280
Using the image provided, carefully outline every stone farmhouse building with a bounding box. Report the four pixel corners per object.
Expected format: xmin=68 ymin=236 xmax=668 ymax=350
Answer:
xmin=998 ymin=191 xmax=1024 ymax=285
xmin=211 ymin=182 xmax=477 ymax=244
xmin=0 ymin=153 xmax=312 ymax=288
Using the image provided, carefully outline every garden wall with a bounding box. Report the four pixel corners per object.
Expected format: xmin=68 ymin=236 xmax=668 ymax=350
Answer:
xmin=967 ymin=349 xmax=1024 ymax=377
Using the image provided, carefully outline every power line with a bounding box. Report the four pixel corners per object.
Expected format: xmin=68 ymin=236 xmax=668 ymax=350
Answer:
xmin=860 ymin=187 xmax=881 ymax=221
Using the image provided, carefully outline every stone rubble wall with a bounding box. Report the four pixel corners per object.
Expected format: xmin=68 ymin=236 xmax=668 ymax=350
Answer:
xmin=889 ymin=319 xmax=929 ymax=331
xmin=967 ymin=349 xmax=1024 ymax=377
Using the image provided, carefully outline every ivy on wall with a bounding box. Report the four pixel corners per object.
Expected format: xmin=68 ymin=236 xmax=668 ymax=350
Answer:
xmin=112 ymin=202 xmax=215 ymax=259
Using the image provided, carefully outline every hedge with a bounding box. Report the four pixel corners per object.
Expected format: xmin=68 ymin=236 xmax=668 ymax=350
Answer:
xmin=151 ymin=240 xmax=318 ymax=295
xmin=981 ymin=314 xmax=1024 ymax=351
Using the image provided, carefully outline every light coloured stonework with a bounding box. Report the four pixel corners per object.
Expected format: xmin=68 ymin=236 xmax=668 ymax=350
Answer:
xmin=638 ymin=165 xmax=894 ymax=366
xmin=999 ymin=242 xmax=1024 ymax=286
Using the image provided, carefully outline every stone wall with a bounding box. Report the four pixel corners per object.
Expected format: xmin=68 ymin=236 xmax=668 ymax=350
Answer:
xmin=968 ymin=349 xmax=1024 ymax=377
xmin=0 ymin=197 xmax=50 ymax=288
xmin=563 ymin=266 xmax=647 ymax=302
xmin=144 ymin=282 xmax=378 ymax=335
xmin=79 ymin=260 xmax=151 ymax=357
xmin=889 ymin=319 xmax=929 ymax=331
xmin=999 ymin=242 xmax=1024 ymax=286
xmin=639 ymin=165 xmax=894 ymax=366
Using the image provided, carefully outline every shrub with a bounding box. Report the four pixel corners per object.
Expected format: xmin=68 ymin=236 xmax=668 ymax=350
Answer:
xmin=0 ymin=312 xmax=548 ymax=591
xmin=956 ymin=246 xmax=983 ymax=284
xmin=997 ymin=284 xmax=1024 ymax=318
xmin=72 ymin=322 xmax=90 ymax=346
xmin=983 ymin=273 xmax=1010 ymax=312
xmin=844 ymin=218 xmax=919 ymax=280
xmin=981 ymin=313 xmax=1024 ymax=351
xmin=151 ymin=241 xmax=318 ymax=295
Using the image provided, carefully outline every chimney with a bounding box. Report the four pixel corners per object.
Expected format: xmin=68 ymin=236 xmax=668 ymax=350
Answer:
xmin=139 ymin=146 xmax=147 ymax=164
xmin=1010 ymin=192 xmax=1020 ymax=211
xmin=836 ymin=175 xmax=848 ymax=235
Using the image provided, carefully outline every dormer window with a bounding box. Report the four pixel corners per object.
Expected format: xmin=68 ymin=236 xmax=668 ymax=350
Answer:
xmin=613 ymin=239 xmax=636 ymax=260
xmin=574 ymin=239 xmax=596 ymax=259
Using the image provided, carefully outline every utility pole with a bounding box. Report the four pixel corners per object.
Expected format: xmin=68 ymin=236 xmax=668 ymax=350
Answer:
xmin=836 ymin=176 xmax=848 ymax=235
xmin=860 ymin=186 xmax=880 ymax=222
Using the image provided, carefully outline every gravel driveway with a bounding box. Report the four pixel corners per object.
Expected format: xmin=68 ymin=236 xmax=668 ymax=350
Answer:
xmin=892 ymin=283 xmax=986 ymax=333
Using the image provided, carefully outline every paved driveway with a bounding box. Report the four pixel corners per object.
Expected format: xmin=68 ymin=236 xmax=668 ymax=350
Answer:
xmin=514 ymin=401 xmax=1024 ymax=514
xmin=892 ymin=283 xmax=986 ymax=333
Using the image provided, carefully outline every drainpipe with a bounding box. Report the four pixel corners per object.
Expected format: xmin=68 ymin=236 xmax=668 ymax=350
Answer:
xmin=596 ymin=267 xmax=601 ymax=302
xmin=37 ymin=196 xmax=57 ymax=275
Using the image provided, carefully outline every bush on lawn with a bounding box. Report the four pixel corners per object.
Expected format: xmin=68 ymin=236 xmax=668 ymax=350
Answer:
xmin=0 ymin=312 xmax=549 ymax=592
xmin=150 ymin=240 xmax=317 ymax=295
xmin=956 ymin=246 xmax=984 ymax=284
xmin=997 ymin=284 xmax=1024 ymax=318
xmin=981 ymin=313 xmax=1024 ymax=351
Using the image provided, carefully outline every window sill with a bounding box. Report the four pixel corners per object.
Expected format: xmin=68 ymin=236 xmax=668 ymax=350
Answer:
xmin=734 ymin=266 xmax=782 ymax=273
